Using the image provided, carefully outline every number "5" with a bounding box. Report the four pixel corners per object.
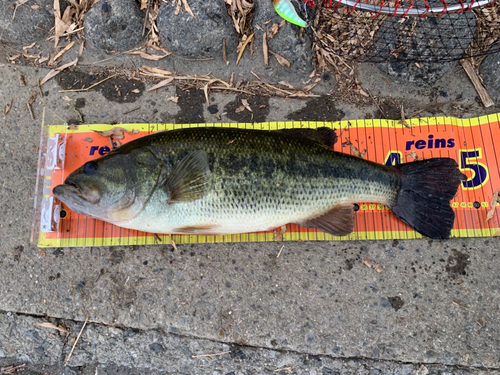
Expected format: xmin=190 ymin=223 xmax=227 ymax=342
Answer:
xmin=460 ymin=149 xmax=489 ymax=189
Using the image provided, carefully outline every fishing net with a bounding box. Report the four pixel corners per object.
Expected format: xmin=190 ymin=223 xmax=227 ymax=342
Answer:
xmin=307 ymin=0 xmax=500 ymax=63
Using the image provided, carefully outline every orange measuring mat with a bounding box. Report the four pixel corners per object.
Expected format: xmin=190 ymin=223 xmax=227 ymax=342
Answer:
xmin=31 ymin=115 xmax=500 ymax=248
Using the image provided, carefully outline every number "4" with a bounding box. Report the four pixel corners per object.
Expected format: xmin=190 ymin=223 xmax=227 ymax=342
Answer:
xmin=460 ymin=149 xmax=489 ymax=189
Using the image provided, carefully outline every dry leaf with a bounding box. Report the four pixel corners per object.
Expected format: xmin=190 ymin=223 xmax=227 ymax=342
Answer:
xmin=269 ymin=51 xmax=290 ymax=67
xmin=78 ymin=42 xmax=84 ymax=57
xmin=53 ymin=0 xmax=72 ymax=48
xmin=28 ymin=91 xmax=37 ymax=105
xmin=22 ymin=42 xmax=36 ymax=53
xmin=53 ymin=41 xmax=75 ymax=61
xmin=486 ymin=189 xmax=499 ymax=222
xmin=18 ymin=74 xmax=26 ymax=86
xmin=146 ymin=77 xmax=174 ymax=92
xmin=358 ymin=88 xmax=369 ymax=97
xmin=241 ymin=98 xmax=252 ymax=112
xmin=37 ymin=248 xmax=46 ymax=257
xmin=62 ymin=95 xmax=72 ymax=102
xmin=166 ymin=96 xmax=179 ymax=103
xmin=362 ymin=258 xmax=383 ymax=273
xmin=268 ymin=23 xmax=280 ymax=39
xmin=131 ymin=89 xmax=140 ymax=93
xmin=83 ymin=137 xmax=93 ymax=142
xmin=235 ymin=105 xmax=245 ymax=113
xmin=4 ymin=99 xmax=13 ymax=116
xmin=405 ymin=151 xmax=418 ymax=161
xmin=94 ymin=127 xmax=129 ymax=139
xmin=141 ymin=65 xmax=172 ymax=76
xmin=127 ymin=51 xmax=170 ymax=61
xmin=131 ymin=129 xmax=140 ymax=134
xmin=263 ymin=32 xmax=268 ymax=66
xmin=351 ymin=145 xmax=366 ymax=158
xmin=182 ymin=0 xmax=196 ymax=17
xmin=140 ymin=0 xmax=148 ymax=9
xmin=236 ymin=33 xmax=254 ymax=65
xmin=40 ymin=58 xmax=78 ymax=85
xmin=35 ymin=322 xmax=70 ymax=334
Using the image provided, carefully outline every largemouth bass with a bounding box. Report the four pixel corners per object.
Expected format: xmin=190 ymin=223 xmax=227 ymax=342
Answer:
xmin=53 ymin=127 xmax=465 ymax=239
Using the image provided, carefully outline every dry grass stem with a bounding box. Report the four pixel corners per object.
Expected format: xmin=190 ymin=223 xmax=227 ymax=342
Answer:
xmin=64 ymin=316 xmax=89 ymax=366
xmin=191 ymin=351 xmax=230 ymax=358
xmin=59 ymin=73 xmax=117 ymax=92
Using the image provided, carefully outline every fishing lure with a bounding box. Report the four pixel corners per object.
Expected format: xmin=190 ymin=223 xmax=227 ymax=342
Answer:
xmin=272 ymin=0 xmax=307 ymax=28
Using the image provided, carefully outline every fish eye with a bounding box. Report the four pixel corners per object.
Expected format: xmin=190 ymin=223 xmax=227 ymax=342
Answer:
xmin=83 ymin=161 xmax=98 ymax=175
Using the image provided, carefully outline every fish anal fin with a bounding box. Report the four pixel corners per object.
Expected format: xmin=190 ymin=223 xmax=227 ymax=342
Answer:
xmin=299 ymin=203 xmax=355 ymax=237
xmin=275 ymin=127 xmax=337 ymax=148
xmin=163 ymin=150 xmax=212 ymax=204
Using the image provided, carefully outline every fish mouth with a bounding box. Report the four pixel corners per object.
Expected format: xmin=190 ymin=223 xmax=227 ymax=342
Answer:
xmin=53 ymin=179 xmax=101 ymax=205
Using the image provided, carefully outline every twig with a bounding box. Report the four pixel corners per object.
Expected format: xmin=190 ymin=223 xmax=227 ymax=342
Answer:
xmin=3 ymin=99 xmax=13 ymax=116
xmin=452 ymin=301 xmax=475 ymax=313
xmin=367 ymin=89 xmax=385 ymax=117
xmin=460 ymin=59 xmax=494 ymax=108
xmin=123 ymin=106 xmax=141 ymax=115
xmin=64 ymin=316 xmax=89 ymax=366
xmin=38 ymin=78 xmax=44 ymax=97
xmin=191 ymin=351 xmax=230 ymax=358
xmin=408 ymin=99 xmax=460 ymax=118
xmin=59 ymin=74 xmax=118 ymax=93
xmin=68 ymin=103 xmax=84 ymax=122
xmin=223 ymin=38 xmax=227 ymax=64
xmin=277 ymin=245 xmax=284 ymax=258
xmin=142 ymin=0 xmax=151 ymax=37
xmin=26 ymin=103 xmax=35 ymax=120
xmin=236 ymin=33 xmax=254 ymax=65
xmin=274 ymin=367 xmax=293 ymax=373
xmin=1 ymin=363 xmax=26 ymax=374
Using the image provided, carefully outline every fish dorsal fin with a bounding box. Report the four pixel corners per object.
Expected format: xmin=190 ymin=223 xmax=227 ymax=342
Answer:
xmin=275 ymin=127 xmax=337 ymax=148
xmin=163 ymin=150 xmax=212 ymax=204
xmin=298 ymin=203 xmax=355 ymax=236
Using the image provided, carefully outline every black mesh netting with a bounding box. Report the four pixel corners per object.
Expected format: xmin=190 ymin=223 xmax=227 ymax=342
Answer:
xmin=308 ymin=0 xmax=500 ymax=63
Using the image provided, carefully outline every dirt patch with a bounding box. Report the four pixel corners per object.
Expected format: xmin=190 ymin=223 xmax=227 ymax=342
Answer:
xmin=388 ymin=296 xmax=404 ymax=311
xmin=56 ymin=70 xmax=144 ymax=103
xmin=172 ymin=87 xmax=205 ymax=124
xmin=446 ymin=249 xmax=470 ymax=277
xmin=224 ymin=95 xmax=270 ymax=123
xmin=285 ymin=95 xmax=345 ymax=122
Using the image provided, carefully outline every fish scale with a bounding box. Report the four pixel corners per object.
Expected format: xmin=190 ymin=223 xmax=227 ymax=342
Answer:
xmin=113 ymin=128 xmax=399 ymax=234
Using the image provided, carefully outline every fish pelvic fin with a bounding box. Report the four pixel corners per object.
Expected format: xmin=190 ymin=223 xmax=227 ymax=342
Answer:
xmin=163 ymin=150 xmax=212 ymax=204
xmin=298 ymin=203 xmax=355 ymax=237
xmin=390 ymin=158 xmax=466 ymax=239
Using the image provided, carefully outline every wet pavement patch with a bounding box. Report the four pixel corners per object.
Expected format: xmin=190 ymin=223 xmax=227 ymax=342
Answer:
xmin=446 ymin=249 xmax=470 ymax=277
xmin=172 ymin=87 xmax=205 ymax=124
xmin=224 ymin=95 xmax=270 ymax=123
xmin=285 ymin=96 xmax=345 ymax=122
xmin=388 ymin=296 xmax=404 ymax=311
xmin=56 ymin=70 xmax=144 ymax=103
xmin=374 ymin=100 xmax=402 ymax=120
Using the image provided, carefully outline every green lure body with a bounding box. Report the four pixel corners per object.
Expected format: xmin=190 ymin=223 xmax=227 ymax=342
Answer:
xmin=273 ymin=0 xmax=307 ymax=28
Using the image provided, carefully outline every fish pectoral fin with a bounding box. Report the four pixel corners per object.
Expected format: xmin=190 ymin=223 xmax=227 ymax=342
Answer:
xmin=298 ymin=203 xmax=355 ymax=237
xmin=163 ymin=150 xmax=212 ymax=204
xmin=274 ymin=127 xmax=337 ymax=149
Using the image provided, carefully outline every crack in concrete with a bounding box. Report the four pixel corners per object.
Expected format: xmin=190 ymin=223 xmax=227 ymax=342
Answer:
xmin=2 ymin=309 xmax=499 ymax=372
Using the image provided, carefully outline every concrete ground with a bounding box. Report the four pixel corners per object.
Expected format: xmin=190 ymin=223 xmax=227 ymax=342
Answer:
xmin=1 ymin=49 xmax=500 ymax=375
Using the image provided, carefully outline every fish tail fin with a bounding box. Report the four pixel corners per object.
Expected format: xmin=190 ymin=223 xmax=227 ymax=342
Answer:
xmin=390 ymin=158 xmax=466 ymax=239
